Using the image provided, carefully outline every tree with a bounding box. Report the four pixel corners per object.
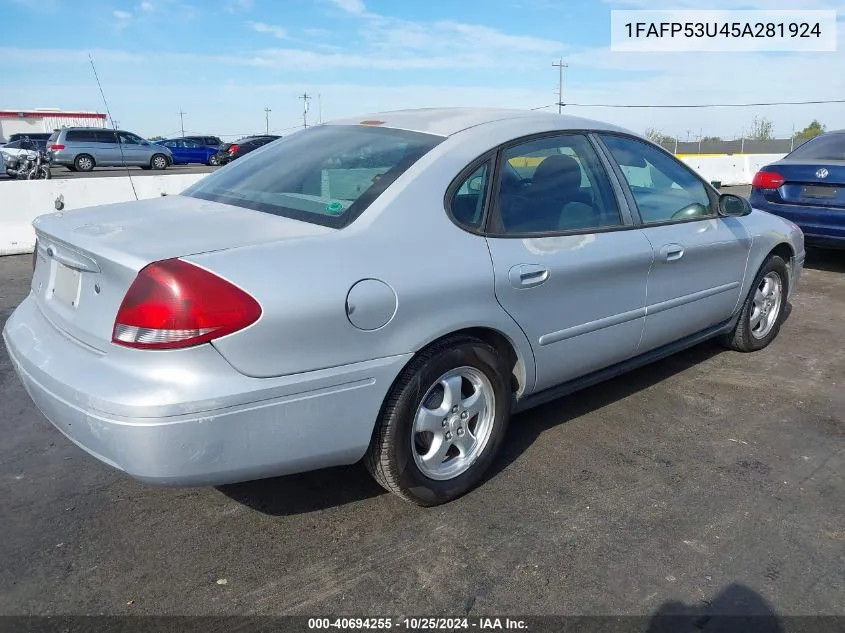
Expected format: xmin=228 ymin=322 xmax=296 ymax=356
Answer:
xmin=747 ymin=116 xmax=774 ymax=141
xmin=645 ymin=127 xmax=676 ymax=146
xmin=701 ymin=136 xmax=722 ymax=142
xmin=793 ymin=119 xmax=826 ymax=142
xmin=148 ymin=135 xmax=165 ymax=141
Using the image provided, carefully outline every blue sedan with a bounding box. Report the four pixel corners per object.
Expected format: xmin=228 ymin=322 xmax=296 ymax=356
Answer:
xmin=154 ymin=138 xmax=221 ymax=166
xmin=750 ymin=130 xmax=845 ymax=249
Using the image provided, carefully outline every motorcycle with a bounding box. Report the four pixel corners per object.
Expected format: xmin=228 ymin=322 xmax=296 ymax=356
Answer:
xmin=2 ymin=149 xmax=52 ymax=180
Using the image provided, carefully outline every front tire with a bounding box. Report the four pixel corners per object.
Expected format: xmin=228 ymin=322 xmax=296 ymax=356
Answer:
xmin=364 ymin=336 xmax=511 ymax=506
xmin=208 ymin=154 xmax=220 ymax=166
xmin=720 ymin=254 xmax=789 ymax=352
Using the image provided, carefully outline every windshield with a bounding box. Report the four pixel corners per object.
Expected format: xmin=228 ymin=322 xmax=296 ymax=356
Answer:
xmin=785 ymin=133 xmax=845 ymax=161
xmin=183 ymin=125 xmax=444 ymax=228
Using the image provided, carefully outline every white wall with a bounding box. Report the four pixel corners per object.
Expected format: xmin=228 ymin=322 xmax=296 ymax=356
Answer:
xmin=678 ymin=153 xmax=785 ymax=187
xmin=0 ymin=173 xmax=207 ymax=256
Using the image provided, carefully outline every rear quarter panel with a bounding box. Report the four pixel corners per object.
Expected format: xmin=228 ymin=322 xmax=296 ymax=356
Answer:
xmin=187 ymin=126 xmax=542 ymax=391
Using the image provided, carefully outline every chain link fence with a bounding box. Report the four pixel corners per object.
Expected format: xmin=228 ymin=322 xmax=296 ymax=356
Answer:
xmin=655 ymin=137 xmax=808 ymax=155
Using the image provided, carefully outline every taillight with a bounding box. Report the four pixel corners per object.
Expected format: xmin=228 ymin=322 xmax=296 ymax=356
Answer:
xmin=228 ymin=144 xmax=239 ymax=154
xmin=112 ymin=258 xmax=261 ymax=350
xmin=751 ymin=170 xmax=785 ymax=189
xmin=48 ymin=144 xmax=65 ymax=150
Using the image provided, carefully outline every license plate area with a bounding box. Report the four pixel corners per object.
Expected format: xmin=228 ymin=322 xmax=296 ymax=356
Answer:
xmin=52 ymin=263 xmax=81 ymax=308
xmin=802 ymin=185 xmax=838 ymax=199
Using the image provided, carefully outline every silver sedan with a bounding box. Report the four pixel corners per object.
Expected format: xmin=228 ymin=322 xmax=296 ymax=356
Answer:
xmin=3 ymin=108 xmax=805 ymax=506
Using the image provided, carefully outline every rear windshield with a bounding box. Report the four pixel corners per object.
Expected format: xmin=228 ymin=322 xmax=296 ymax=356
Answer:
xmin=786 ymin=134 xmax=845 ymax=161
xmin=183 ymin=125 xmax=444 ymax=228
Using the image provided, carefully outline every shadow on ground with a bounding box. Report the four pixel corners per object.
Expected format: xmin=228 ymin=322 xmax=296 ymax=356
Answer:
xmin=645 ymin=583 xmax=783 ymax=633
xmin=804 ymin=247 xmax=845 ymax=273
xmin=219 ymin=336 xmax=737 ymax=516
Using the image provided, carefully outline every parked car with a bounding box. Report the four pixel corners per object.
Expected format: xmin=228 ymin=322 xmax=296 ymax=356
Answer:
xmin=1 ymin=137 xmax=47 ymax=157
xmin=7 ymin=132 xmax=53 ymax=143
xmin=154 ymin=138 xmax=221 ymax=166
xmin=182 ymin=135 xmax=223 ymax=149
xmin=3 ymin=108 xmax=804 ymax=506
xmin=213 ymin=135 xmax=280 ymax=165
xmin=47 ymin=127 xmax=173 ymax=172
xmin=750 ymin=130 xmax=845 ymax=249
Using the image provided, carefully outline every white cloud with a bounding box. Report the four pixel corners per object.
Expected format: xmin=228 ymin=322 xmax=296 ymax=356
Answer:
xmin=138 ymin=1 xmax=154 ymax=11
xmin=327 ymin=0 xmax=367 ymax=15
xmin=113 ymin=9 xmax=132 ymax=19
xmin=225 ymin=0 xmax=253 ymax=12
xmin=248 ymin=21 xmax=288 ymax=39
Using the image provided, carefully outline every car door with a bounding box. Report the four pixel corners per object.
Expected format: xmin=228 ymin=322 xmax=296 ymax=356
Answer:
xmin=596 ymin=134 xmax=752 ymax=352
xmin=479 ymin=132 xmax=655 ymax=393
xmin=117 ymin=131 xmax=148 ymax=166
xmin=92 ymin=129 xmax=120 ymax=165
xmin=179 ymin=139 xmax=205 ymax=163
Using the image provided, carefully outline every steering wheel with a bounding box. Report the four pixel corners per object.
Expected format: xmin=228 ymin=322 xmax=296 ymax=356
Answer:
xmin=671 ymin=203 xmax=708 ymax=220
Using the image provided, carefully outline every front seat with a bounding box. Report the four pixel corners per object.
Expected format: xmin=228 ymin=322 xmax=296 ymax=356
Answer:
xmin=501 ymin=154 xmax=595 ymax=233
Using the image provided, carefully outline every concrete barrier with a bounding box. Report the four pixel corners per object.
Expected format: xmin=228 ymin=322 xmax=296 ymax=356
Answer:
xmin=678 ymin=153 xmax=785 ymax=187
xmin=1 ymin=173 xmax=207 ymax=255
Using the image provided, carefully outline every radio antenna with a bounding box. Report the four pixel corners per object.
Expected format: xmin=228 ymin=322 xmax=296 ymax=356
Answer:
xmin=88 ymin=53 xmax=138 ymax=200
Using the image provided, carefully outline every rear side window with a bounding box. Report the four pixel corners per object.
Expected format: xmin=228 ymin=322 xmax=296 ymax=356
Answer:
xmin=183 ymin=125 xmax=443 ymax=228
xmin=66 ymin=130 xmax=98 ymax=143
xmin=786 ymin=134 xmax=845 ymax=160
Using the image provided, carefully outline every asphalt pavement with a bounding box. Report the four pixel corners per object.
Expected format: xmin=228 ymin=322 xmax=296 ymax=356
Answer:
xmin=0 ymin=241 xmax=843 ymax=619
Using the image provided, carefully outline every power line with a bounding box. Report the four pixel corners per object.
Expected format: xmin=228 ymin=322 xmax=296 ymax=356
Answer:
xmin=558 ymin=98 xmax=845 ymax=109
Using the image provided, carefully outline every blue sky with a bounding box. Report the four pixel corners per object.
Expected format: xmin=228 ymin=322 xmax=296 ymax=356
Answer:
xmin=1 ymin=0 xmax=843 ymax=139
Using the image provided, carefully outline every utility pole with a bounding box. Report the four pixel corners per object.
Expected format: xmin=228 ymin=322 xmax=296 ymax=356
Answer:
xmin=318 ymin=94 xmax=322 ymax=124
xmin=300 ymin=93 xmax=311 ymax=128
xmin=178 ymin=110 xmax=186 ymax=137
xmin=552 ymin=58 xmax=568 ymax=113
xmin=264 ymin=106 xmax=271 ymax=134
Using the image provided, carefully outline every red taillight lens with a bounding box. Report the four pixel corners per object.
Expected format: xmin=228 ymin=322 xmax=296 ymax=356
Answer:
xmin=48 ymin=144 xmax=65 ymax=150
xmin=751 ymin=170 xmax=785 ymax=189
xmin=112 ymin=258 xmax=262 ymax=350
xmin=228 ymin=144 xmax=239 ymax=154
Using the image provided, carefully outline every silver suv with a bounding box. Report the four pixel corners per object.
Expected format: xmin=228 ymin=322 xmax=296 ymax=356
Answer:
xmin=47 ymin=128 xmax=173 ymax=172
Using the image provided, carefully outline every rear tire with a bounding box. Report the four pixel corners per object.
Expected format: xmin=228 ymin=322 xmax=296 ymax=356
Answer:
xmin=364 ymin=336 xmax=511 ymax=506
xmin=208 ymin=154 xmax=220 ymax=166
xmin=720 ymin=254 xmax=789 ymax=352
xmin=74 ymin=154 xmax=95 ymax=172
xmin=151 ymin=154 xmax=169 ymax=170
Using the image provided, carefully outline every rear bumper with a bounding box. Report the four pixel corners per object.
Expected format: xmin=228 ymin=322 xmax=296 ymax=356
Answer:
xmin=3 ymin=295 xmax=410 ymax=486
xmin=751 ymin=194 xmax=845 ymax=244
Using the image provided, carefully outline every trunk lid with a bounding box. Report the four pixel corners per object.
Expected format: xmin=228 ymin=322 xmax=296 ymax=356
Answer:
xmin=763 ymin=160 xmax=845 ymax=208
xmin=31 ymin=194 xmax=333 ymax=351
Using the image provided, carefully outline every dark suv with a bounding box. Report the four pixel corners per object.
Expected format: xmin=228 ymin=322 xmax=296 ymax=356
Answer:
xmin=183 ymin=135 xmax=223 ymax=148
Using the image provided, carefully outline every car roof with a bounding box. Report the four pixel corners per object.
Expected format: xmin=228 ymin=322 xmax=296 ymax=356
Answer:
xmin=323 ymin=107 xmax=632 ymax=137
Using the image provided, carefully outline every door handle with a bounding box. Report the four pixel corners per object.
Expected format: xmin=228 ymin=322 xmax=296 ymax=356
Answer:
xmin=660 ymin=243 xmax=685 ymax=263
xmin=508 ymin=264 xmax=550 ymax=289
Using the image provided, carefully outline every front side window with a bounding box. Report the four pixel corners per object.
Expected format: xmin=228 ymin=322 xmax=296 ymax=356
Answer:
xmin=601 ymin=135 xmax=714 ymax=224
xmin=183 ymin=125 xmax=443 ymax=228
xmin=119 ymin=132 xmax=143 ymax=145
xmin=491 ymin=134 xmax=622 ymax=235
xmin=96 ymin=130 xmax=119 ymax=144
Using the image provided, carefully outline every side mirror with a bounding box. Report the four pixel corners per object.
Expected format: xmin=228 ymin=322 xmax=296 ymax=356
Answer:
xmin=467 ymin=175 xmax=484 ymax=193
xmin=718 ymin=193 xmax=752 ymax=217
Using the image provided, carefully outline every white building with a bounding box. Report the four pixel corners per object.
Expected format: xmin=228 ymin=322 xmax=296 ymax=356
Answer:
xmin=0 ymin=108 xmax=108 ymax=142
